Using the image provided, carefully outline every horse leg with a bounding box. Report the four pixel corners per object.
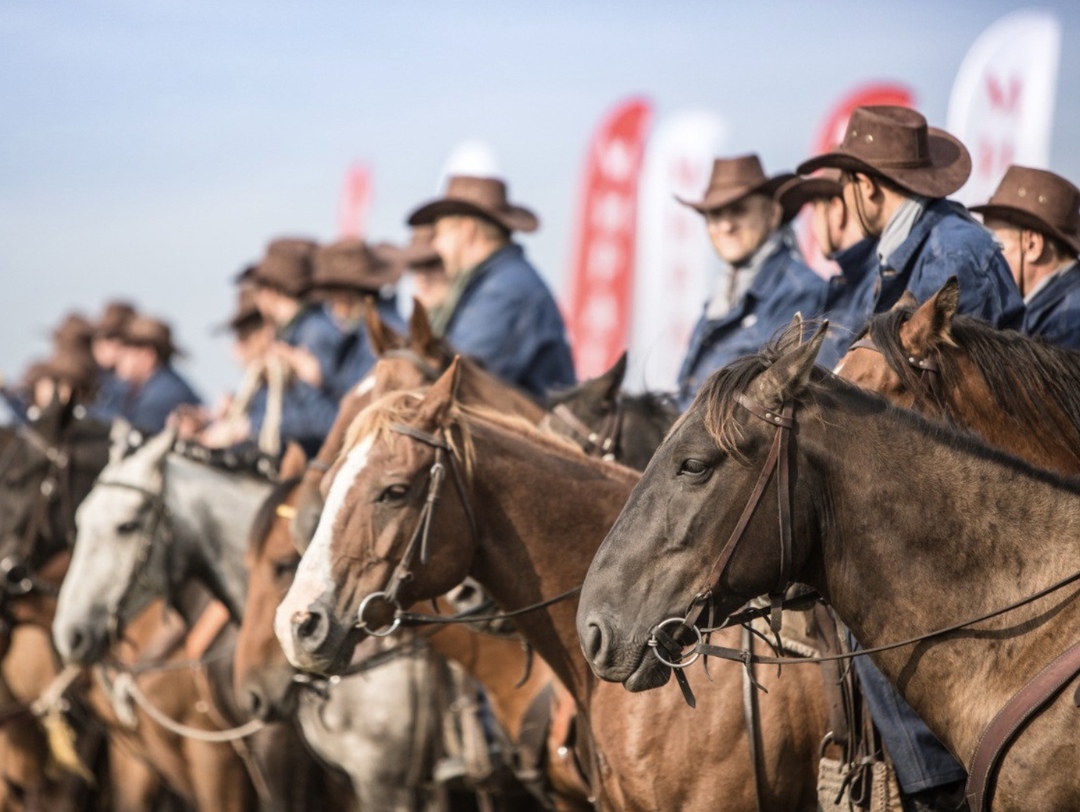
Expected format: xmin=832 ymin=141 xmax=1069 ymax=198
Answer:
xmin=184 ymin=739 xmax=253 ymax=812
xmin=107 ymin=739 xmax=161 ymax=812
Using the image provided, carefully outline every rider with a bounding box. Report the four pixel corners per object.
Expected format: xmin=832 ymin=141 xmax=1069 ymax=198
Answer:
xmin=115 ymin=315 xmax=202 ymax=433
xmin=971 ymin=165 xmax=1080 ymax=349
xmin=405 ymin=175 xmax=576 ymax=400
xmin=675 ymin=154 xmax=828 ymax=409
xmin=88 ymin=300 xmax=137 ymax=422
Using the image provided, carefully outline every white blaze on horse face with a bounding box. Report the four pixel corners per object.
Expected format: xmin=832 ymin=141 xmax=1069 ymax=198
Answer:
xmin=276 ymin=436 xmax=373 ymax=666
xmin=353 ymin=375 xmax=376 ymax=397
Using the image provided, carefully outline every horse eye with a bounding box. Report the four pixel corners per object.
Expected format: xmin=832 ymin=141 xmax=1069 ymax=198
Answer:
xmin=273 ymin=559 xmax=298 ymax=580
xmin=116 ymin=519 xmax=141 ymax=535
xmin=679 ymin=459 xmax=709 ymax=476
xmin=377 ymin=484 xmax=409 ymax=503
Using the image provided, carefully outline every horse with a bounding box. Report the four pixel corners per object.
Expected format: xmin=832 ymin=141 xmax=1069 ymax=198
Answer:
xmin=234 ymin=444 xmax=466 ymax=812
xmin=543 ymin=352 xmax=679 ymax=472
xmin=577 ymin=321 xmax=1080 ymax=811
xmin=835 ymin=276 xmax=1080 ymax=474
xmin=51 ymin=425 xmax=330 ymax=811
xmin=275 ymin=360 xmax=830 ymax=811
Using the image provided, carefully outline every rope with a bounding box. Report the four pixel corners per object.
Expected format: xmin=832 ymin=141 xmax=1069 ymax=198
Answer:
xmin=29 ymin=663 xmax=83 ymax=717
xmin=112 ymin=672 xmax=265 ymax=743
xmin=259 ymin=357 xmax=285 ymax=458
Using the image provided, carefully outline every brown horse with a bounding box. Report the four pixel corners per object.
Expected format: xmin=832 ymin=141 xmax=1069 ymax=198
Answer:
xmin=578 ymin=323 xmax=1080 ymax=811
xmin=276 ymin=362 xmax=829 ymax=811
xmin=836 ymin=276 xmax=1080 ymax=474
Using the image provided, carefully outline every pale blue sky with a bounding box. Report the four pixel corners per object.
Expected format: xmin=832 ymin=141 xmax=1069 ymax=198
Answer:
xmin=3 ymin=1 xmax=1078 ymax=398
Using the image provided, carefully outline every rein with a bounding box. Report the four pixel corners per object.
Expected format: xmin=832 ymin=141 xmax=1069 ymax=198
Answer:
xmin=542 ymin=399 xmax=624 ymax=462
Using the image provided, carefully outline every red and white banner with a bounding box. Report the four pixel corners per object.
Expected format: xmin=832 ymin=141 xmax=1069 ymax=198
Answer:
xmin=338 ymin=163 xmax=373 ymax=239
xmin=946 ymin=9 xmax=1061 ymax=206
xmin=627 ymin=110 xmax=726 ymax=393
xmin=564 ymin=98 xmax=652 ymax=379
xmin=800 ymin=83 xmax=915 ymax=276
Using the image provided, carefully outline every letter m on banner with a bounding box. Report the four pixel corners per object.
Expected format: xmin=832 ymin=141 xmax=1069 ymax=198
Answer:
xmin=564 ymin=98 xmax=652 ymax=378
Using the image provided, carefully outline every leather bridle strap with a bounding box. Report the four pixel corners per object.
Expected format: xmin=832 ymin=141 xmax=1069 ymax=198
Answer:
xmin=381 ymin=349 xmax=445 ymax=383
xmin=546 ymin=400 xmax=624 ymax=462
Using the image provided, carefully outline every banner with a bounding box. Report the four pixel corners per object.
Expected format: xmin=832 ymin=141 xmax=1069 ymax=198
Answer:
xmin=338 ymin=163 xmax=373 ymax=239
xmin=800 ymin=83 xmax=915 ymax=275
xmin=564 ymin=98 xmax=652 ymax=379
xmin=946 ymin=9 xmax=1061 ymax=206
xmin=627 ymin=110 xmax=726 ymax=393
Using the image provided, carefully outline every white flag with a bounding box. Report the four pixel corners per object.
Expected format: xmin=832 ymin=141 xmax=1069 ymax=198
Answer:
xmin=947 ymin=9 xmax=1061 ymax=206
xmin=627 ymin=111 xmax=726 ymax=393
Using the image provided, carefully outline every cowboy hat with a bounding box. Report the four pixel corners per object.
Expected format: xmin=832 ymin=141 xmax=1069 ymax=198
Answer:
xmin=120 ymin=315 xmax=185 ymax=362
xmin=676 ymin=154 xmax=796 ymax=219
xmin=312 ymin=238 xmax=403 ymax=293
xmin=970 ymin=165 xmax=1080 ymax=256
xmin=797 ymin=106 xmax=971 ymax=199
xmin=407 ymin=176 xmax=539 ymax=233
xmin=774 ymin=169 xmax=845 ymax=216
xmin=250 ymin=237 xmax=318 ymax=297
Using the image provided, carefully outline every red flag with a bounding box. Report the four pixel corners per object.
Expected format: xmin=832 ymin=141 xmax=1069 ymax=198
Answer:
xmin=565 ymin=98 xmax=652 ymax=378
xmin=338 ymin=164 xmax=373 ymax=239
xmin=801 ymin=84 xmax=915 ymax=275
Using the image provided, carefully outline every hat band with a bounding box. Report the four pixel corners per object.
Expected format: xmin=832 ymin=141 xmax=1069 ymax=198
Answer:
xmin=866 ymin=155 xmax=931 ymax=170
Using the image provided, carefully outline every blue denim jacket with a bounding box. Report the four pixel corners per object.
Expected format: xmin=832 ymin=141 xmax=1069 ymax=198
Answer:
xmin=445 ymin=243 xmax=576 ymax=399
xmin=817 ymin=238 xmax=880 ymax=370
xmin=877 ymin=199 xmax=1023 ymax=329
xmin=120 ymin=365 xmax=201 ymax=433
xmin=677 ymin=241 xmax=828 ymax=409
xmin=1021 ymin=262 xmax=1080 ymax=350
xmin=307 ymin=298 xmax=405 ymax=400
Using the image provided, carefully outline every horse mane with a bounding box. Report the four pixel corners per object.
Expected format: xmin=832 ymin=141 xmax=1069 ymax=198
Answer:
xmin=249 ymin=474 xmax=303 ymax=556
xmin=865 ymin=308 xmax=1080 ymax=453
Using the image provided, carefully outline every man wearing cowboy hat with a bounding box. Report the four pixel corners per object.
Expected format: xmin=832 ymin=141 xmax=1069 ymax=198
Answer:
xmin=115 ymin=315 xmax=201 ymax=433
xmin=775 ymin=170 xmax=879 ymax=368
xmin=798 ymin=105 xmax=1023 ymax=330
xmin=972 ymin=165 xmax=1080 ymax=349
xmin=309 ymin=237 xmax=406 ymax=399
xmin=88 ymin=300 xmax=137 ymax=422
xmin=406 ymin=175 xmax=575 ymax=399
xmin=675 ymin=154 xmax=828 ymax=409
xmin=796 ymin=109 xmax=1021 ymax=811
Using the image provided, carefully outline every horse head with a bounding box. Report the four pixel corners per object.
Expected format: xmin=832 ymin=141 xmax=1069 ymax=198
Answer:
xmin=276 ymin=359 xmax=477 ymax=675
xmin=835 ymin=279 xmax=958 ymax=414
xmin=235 ymin=443 xmax=308 ymax=722
xmin=53 ymin=425 xmax=178 ymax=664
xmin=577 ymin=321 xmax=829 ymax=691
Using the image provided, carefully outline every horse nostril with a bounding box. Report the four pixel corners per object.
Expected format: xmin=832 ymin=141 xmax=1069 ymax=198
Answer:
xmin=292 ymin=609 xmax=328 ymax=653
xmin=582 ymin=617 xmax=609 ymax=665
xmin=246 ymin=688 xmax=267 ymax=721
xmin=68 ymin=629 xmax=87 ymax=661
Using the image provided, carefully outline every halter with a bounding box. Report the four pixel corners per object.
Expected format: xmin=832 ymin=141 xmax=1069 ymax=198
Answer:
xmin=542 ymin=399 xmax=624 ymax=462
xmin=353 ymin=422 xmax=479 ymax=637
xmin=848 ymin=334 xmax=942 ymax=407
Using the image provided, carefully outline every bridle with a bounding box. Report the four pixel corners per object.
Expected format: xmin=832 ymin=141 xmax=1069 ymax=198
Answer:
xmin=353 ymin=422 xmax=479 ymax=637
xmin=90 ymin=478 xmax=174 ymax=643
xmin=847 ymin=333 xmax=943 ymax=408
xmin=542 ymin=398 xmax=624 ymax=462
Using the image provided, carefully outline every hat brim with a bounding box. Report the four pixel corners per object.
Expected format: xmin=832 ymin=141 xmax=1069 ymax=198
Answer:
xmin=797 ymin=128 xmax=971 ymax=199
xmin=675 ymin=173 xmax=796 ymax=216
xmin=971 ymin=204 xmax=1080 ymax=256
xmin=406 ymin=198 xmax=539 ymax=233
xmin=775 ymin=176 xmax=844 ymax=218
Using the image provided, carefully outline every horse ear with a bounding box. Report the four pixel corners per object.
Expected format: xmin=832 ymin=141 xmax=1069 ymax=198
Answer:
xmin=581 ymin=351 xmax=627 ymax=403
xmin=750 ymin=322 xmax=829 ymax=407
xmin=417 ymin=356 xmax=463 ymax=428
xmin=408 ymin=299 xmax=441 ymax=354
xmin=906 ymin=278 xmax=959 ymax=348
xmin=893 ymin=290 xmax=919 ymax=311
xmin=365 ymin=299 xmax=405 ymax=357
xmin=279 ymin=442 xmax=307 ymax=479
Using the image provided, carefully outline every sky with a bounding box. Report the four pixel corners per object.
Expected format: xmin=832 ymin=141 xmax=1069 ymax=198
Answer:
xmin=3 ymin=0 xmax=1079 ymax=400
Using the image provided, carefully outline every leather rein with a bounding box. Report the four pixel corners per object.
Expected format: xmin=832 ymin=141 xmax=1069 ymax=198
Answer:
xmin=646 ymin=385 xmax=1080 ymax=812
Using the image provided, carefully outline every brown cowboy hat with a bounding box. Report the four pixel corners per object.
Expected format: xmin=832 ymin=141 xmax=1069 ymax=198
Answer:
xmin=407 ymin=175 xmax=539 ymax=233
xmin=312 ymin=238 xmax=403 ymax=293
xmin=215 ymin=286 xmax=263 ymax=335
xmin=774 ymin=169 xmax=845 ymax=216
xmin=120 ymin=315 xmax=185 ymax=362
xmin=251 ymin=237 xmax=318 ymax=297
xmin=50 ymin=312 xmax=95 ymax=353
xmin=970 ymin=165 xmax=1080 ymax=256
xmin=797 ymin=106 xmax=971 ymax=199
xmin=94 ymin=301 xmax=138 ymax=339
xmin=401 ymin=225 xmax=443 ymax=270
xmin=676 ymin=154 xmax=796 ymax=220
xmin=22 ymin=350 xmax=98 ymax=398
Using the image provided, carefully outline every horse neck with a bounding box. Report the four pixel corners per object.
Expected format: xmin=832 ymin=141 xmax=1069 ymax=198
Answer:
xmin=802 ymin=393 xmax=1080 ymax=757
xmin=459 ymin=362 xmax=545 ymax=424
xmin=164 ymin=456 xmax=272 ymax=619
xmin=424 ymin=598 xmax=556 ymax=742
xmin=942 ymin=353 xmax=1080 ymax=474
xmin=464 ymin=419 xmax=638 ymax=703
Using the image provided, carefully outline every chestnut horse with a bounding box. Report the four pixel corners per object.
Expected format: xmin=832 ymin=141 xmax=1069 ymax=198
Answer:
xmin=836 ymin=276 xmax=1080 ymax=474
xmin=578 ymin=323 xmax=1080 ymax=811
xmin=276 ymin=362 xmax=829 ymax=811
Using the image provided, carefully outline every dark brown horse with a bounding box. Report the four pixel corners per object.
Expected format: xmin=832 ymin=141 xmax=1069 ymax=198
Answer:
xmin=276 ymin=362 xmax=829 ymax=811
xmin=836 ymin=277 xmax=1080 ymax=474
xmin=578 ymin=323 xmax=1080 ymax=811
